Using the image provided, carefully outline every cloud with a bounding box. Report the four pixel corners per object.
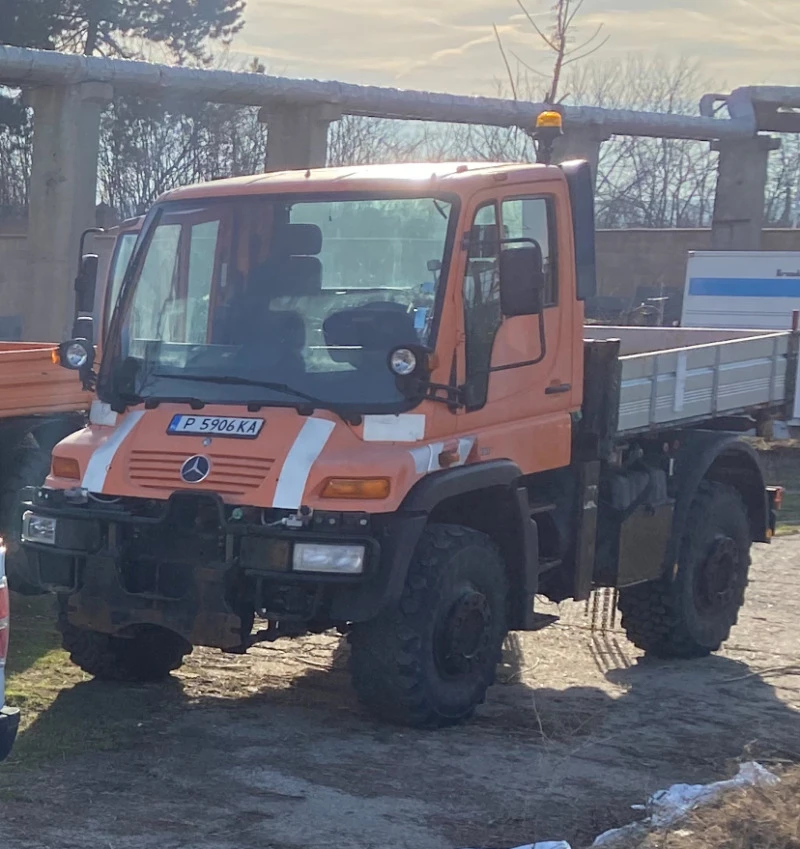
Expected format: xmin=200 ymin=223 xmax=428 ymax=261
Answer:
xmin=229 ymin=0 xmax=800 ymax=96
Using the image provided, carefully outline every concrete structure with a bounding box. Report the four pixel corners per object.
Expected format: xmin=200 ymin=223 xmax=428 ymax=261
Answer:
xmin=710 ymin=136 xmax=781 ymax=251
xmin=24 ymin=82 xmax=113 ymax=341
xmin=596 ymin=227 xmax=800 ymax=304
xmin=553 ymin=128 xmax=610 ymax=184
xmin=2 ymin=45 xmax=800 ymax=338
xmin=259 ymin=104 xmax=343 ymax=171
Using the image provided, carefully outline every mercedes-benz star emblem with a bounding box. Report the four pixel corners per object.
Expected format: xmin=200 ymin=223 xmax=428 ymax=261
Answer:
xmin=180 ymin=455 xmax=211 ymax=484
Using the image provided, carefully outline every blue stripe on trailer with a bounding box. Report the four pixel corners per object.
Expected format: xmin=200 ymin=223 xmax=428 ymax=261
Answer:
xmin=689 ymin=277 xmax=800 ymax=297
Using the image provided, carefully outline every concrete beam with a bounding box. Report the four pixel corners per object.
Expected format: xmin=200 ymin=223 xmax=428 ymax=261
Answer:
xmin=710 ymin=135 xmax=780 ymax=251
xmin=0 ymin=45 xmax=757 ymax=141
xmin=259 ymin=103 xmax=342 ymax=171
xmin=25 ymin=82 xmax=112 ymax=341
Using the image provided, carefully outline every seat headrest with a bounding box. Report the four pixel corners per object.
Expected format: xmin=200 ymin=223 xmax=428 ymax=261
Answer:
xmin=281 ymin=255 xmax=322 ymax=296
xmin=323 ymin=302 xmax=417 ymax=363
xmin=274 ymin=223 xmax=323 ymax=256
xmin=248 ymin=255 xmax=323 ymax=298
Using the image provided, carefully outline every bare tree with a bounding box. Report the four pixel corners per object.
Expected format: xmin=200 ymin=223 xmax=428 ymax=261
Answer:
xmin=327 ymin=116 xmax=426 ymax=167
xmin=496 ymin=0 xmax=609 ymax=105
xmin=568 ymin=55 xmax=720 ymax=228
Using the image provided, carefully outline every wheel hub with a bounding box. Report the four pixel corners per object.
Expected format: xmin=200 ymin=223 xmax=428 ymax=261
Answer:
xmin=436 ymin=589 xmax=492 ymax=677
xmin=696 ymin=535 xmax=741 ymax=614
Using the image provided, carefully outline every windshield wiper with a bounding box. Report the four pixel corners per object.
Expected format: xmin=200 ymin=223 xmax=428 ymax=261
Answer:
xmin=150 ymin=373 xmax=359 ymax=424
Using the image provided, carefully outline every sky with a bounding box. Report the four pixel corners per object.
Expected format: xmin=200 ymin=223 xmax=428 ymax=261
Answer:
xmin=229 ymin=0 xmax=800 ymax=98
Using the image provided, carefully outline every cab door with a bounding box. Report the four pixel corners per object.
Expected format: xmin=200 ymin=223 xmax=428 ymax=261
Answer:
xmin=454 ymin=181 xmax=581 ymax=476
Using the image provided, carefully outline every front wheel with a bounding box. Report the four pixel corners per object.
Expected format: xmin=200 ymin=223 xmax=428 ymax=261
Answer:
xmin=619 ymin=481 xmax=751 ymax=658
xmin=348 ymin=524 xmax=508 ymax=728
xmin=58 ymin=601 xmax=192 ymax=681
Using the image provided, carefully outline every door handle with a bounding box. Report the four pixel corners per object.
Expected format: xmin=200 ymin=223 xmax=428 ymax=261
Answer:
xmin=545 ymin=383 xmax=571 ymax=395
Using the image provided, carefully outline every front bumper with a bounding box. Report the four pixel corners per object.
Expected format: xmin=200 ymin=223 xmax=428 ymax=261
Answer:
xmin=0 ymin=706 xmax=20 ymax=762
xmin=20 ymin=488 xmax=426 ymax=649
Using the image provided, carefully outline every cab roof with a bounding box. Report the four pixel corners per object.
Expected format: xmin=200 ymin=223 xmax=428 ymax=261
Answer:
xmin=158 ymin=161 xmax=562 ymax=203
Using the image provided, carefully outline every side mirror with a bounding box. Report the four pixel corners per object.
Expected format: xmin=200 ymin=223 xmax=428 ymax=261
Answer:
xmin=75 ymin=254 xmax=99 ymax=315
xmin=499 ymin=246 xmax=546 ymax=317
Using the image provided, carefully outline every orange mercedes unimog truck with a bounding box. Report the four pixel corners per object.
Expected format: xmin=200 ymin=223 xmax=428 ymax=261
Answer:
xmin=20 ymin=115 xmax=792 ymax=727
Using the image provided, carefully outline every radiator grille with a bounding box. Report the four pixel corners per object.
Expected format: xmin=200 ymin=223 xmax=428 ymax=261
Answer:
xmin=127 ymin=450 xmax=274 ymax=497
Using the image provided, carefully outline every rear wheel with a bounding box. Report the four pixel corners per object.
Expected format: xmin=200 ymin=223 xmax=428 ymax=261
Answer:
xmin=0 ymin=435 xmax=52 ymax=595
xmin=348 ymin=524 xmax=508 ymax=728
xmin=58 ymin=600 xmax=192 ymax=681
xmin=619 ymin=482 xmax=751 ymax=658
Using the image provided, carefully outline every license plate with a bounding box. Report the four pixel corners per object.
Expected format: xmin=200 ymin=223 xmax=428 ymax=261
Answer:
xmin=167 ymin=414 xmax=265 ymax=439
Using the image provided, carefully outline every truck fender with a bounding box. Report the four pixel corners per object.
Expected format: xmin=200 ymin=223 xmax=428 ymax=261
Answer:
xmin=666 ymin=433 xmax=768 ymax=573
xmin=400 ymin=461 xmax=539 ymax=629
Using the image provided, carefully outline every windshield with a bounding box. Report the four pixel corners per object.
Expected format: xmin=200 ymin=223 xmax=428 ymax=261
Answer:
xmin=102 ymin=194 xmax=455 ymax=411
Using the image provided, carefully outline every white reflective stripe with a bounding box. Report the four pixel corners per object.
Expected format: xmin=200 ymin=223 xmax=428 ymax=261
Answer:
xmin=0 ymin=545 xmax=5 ymax=579
xmin=81 ymin=411 xmax=146 ymax=493
xmin=272 ymin=418 xmax=336 ymax=509
xmin=89 ymin=400 xmax=118 ymax=427
xmin=409 ymin=436 xmax=476 ymax=475
xmin=457 ymin=437 xmax=475 ymax=464
xmin=410 ymin=442 xmax=444 ymax=474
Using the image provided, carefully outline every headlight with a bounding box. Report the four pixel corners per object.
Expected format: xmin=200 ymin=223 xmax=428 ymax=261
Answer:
xmin=57 ymin=339 xmax=94 ymax=371
xmin=21 ymin=512 xmax=57 ymax=546
xmin=388 ymin=347 xmax=417 ymax=376
xmin=292 ymin=543 xmax=365 ymax=574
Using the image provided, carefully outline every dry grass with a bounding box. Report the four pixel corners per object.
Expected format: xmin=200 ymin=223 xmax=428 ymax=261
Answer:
xmin=619 ymin=766 xmax=800 ymax=849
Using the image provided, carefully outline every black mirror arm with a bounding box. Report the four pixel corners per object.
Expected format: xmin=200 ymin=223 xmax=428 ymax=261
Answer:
xmin=77 ymin=228 xmax=104 ymax=272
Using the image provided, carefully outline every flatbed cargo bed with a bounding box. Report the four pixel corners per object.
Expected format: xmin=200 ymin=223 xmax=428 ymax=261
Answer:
xmin=585 ymin=326 xmax=793 ymax=435
xmin=0 ymin=342 xmax=91 ymax=421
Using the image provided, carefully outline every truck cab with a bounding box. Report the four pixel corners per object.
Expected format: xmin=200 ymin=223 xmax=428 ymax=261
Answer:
xmin=19 ymin=144 xmax=790 ymax=727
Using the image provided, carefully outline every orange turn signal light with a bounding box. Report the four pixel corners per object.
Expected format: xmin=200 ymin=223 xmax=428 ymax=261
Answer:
xmin=52 ymin=456 xmax=81 ymax=480
xmin=769 ymin=486 xmax=785 ymax=509
xmin=321 ymin=478 xmax=391 ymax=500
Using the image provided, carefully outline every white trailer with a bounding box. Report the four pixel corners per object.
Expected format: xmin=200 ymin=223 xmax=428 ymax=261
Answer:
xmin=681 ymin=250 xmax=800 ymax=424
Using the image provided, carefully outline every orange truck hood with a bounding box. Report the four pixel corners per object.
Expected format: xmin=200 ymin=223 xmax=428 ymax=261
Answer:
xmin=49 ymin=404 xmax=476 ymax=514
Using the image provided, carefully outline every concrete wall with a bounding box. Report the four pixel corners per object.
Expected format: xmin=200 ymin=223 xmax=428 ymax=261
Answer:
xmin=0 ymin=235 xmax=30 ymax=339
xmin=4 ymin=227 xmax=800 ymax=341
xmin=596 ymin=228 xmax=800 ymax=302
xmin=0 ymin=231 xmax=113 ymax=341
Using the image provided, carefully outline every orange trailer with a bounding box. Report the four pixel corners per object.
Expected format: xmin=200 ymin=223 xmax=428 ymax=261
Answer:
xmin=0 ymin=343 xmax=89 ymax=591
xmin=0 ymin=218 xmax=141 ymax=592
xmin=18 ymin=117 xmax=794 ymax=727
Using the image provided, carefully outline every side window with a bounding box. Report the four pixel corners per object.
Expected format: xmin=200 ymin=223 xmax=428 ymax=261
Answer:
xmin=462 ymin=203 xmax=501 ymax=409
xmin=501 ymin=197 xmax=557 ymax=306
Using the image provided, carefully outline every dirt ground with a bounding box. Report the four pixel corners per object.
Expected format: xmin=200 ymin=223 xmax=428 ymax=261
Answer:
xmin=2 ymin=537 xmax=799 ymax=849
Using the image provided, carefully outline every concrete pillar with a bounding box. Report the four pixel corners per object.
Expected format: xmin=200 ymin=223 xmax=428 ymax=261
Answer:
xmin=711 ymin=135 xmax=780 ymax=251
xmin=552 ymin=127 xmax=609 ymax=185
xmin=25 ymin=82 xmax=113 ymax=341
xmin=259 ymin=103 xmax=342 ymax=172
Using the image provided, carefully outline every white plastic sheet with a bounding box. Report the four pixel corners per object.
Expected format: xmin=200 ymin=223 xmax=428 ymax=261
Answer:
xmin=463 ymin=762 xmax=779 ymax=849
xmin=593 ymin=762 xmax=780 ymax=847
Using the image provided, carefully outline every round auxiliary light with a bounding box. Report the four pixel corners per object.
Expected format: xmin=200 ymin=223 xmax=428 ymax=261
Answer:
xmin=389 ymin=347 xmax=418 ymax=377
xmin=63 ymin=341 xmax=90 ymax=370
